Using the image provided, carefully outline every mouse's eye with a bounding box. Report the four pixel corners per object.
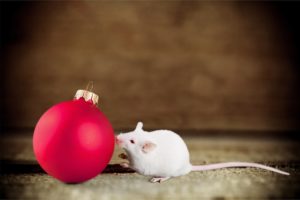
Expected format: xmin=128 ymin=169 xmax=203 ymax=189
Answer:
xmin=130 ymin=139 xmax=135 ymax=144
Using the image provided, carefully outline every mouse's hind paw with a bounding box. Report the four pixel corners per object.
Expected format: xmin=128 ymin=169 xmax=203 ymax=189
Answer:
xmin=149 ymin=177 xmax=170 ymax=183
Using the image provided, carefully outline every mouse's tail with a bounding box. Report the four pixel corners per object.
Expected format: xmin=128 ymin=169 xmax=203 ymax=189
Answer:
xmin=191 ymin=162 xmax=289 ymax=175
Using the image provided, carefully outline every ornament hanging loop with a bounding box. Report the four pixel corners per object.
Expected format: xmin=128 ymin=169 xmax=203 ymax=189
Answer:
xmin=85 ymin=81 xmax=94 ymax=92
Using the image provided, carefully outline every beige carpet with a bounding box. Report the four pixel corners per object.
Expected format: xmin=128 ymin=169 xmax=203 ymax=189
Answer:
xmin=1 ymin=133 xmax=299 ymax=200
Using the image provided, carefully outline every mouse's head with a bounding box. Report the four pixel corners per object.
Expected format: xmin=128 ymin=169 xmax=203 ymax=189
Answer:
xmin=116 ymin=122 xmax=157 ymax=157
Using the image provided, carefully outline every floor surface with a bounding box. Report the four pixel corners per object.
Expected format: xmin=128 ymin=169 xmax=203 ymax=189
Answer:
xmin=0 ymin=132 xmax=299 ymax=200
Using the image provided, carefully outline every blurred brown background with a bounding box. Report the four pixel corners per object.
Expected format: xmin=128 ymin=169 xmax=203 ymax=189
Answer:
xmin=1 ymin=1 xmax=300 ymax=132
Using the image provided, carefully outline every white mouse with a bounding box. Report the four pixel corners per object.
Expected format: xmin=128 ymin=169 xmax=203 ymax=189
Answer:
xmin=116 ymin=122 xmax=290 ymax=183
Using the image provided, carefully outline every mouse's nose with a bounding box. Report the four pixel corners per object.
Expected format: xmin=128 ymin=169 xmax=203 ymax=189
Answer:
xmin=115 ymin=137 xmax=122 ymax=145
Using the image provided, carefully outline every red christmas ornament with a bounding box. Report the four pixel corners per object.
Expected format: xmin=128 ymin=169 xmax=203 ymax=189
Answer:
xmin=33 ymin=87 xmax=115 ymax=183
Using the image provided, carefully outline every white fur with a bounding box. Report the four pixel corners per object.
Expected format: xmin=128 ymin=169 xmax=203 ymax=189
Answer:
xmin=116 ymin=122 xmax=289 ymax=182
xmin=116 ymin=122 xmax=191 ymax=178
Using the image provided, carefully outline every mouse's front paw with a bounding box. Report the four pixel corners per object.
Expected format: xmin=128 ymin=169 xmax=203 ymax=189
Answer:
xmin=118 ymin=153 xmax=128 ymax=160
xmin=120 ymin=162 xmax=130 ymax=168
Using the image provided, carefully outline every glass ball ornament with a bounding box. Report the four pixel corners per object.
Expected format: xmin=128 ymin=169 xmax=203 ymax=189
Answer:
xmin=33 ymin=89 xmax=115 ymax=183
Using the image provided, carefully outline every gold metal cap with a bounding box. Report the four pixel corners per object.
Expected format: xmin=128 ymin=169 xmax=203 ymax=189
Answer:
xmin=74 ymin=81 xmax=98 ymax=105
xmin=74 ymin=90 xmax=99 ymax=105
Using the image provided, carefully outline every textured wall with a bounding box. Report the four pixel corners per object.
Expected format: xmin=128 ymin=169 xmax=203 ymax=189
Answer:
xmin=2 ymin=2 xmax=300 ymax=131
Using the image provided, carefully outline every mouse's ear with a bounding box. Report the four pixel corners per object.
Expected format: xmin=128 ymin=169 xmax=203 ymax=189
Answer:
xmin=135 ymin=122 xmax=143 ymax=131
xmin=142 ymin=141 xmax=157 ymax=153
